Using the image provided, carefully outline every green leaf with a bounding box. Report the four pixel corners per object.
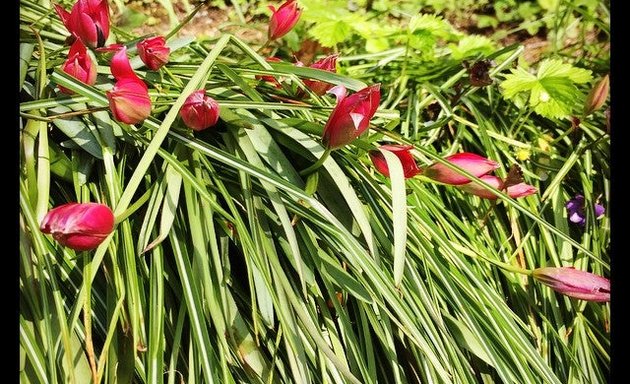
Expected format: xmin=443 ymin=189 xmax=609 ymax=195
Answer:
xmin=309 ymin=19 xmax=355 ymax=47
xmin=449 ymin=35 xmax=496 ymax=60
xmin=442 ymin=313 xmax=494 ymax=367
xmin=50 ymin=106 xmax=103 ymax=159
xmin=500 ymin=59 xmax=592 ymax=119
xmin=379 ymin=148 xmax=407 ymax=288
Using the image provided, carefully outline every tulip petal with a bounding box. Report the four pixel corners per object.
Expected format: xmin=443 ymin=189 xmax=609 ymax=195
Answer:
xmin=110 ymin=47 xmax=136 ymax=80
xmin=327 ymin=85 xmax=347 ymax=102
xmin=349 ymin=112 xmax=365 ymax=130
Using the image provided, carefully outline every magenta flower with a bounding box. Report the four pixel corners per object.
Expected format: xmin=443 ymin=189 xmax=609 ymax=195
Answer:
xmin=566 ymin=194 xmax=605 ymax=226
xmin=268 ymin=0 xmax=302 ymax=40
xmin=458 ymin=175 xmax=537 ymax=199
xmin=40 ymin=202 xmax=115 ymax=251
xmin=59 ymin=40 xmax=97 ymax=94
xmin=420 ymin=152 xmax=499 ymax=185
xmin=322 ymin=84 xmax=381 ymax=149
xmin=532 ymin=267 xmax=610 ymax=302
xmin=137 ymin=36 xmax=170 ymax=71
xmin=106 ymin=47 xmax=151 ymax=125
xmin=255 ymin=57 xmax=283 ymax=88
xmin=180 ymin=90 xmax=220 ymax=131
xmin=55 ymin=0 xmax=110 ymax=48
xmin=303 ymin=54 xmax=338 ymax=96
xmin=369 ymin=144 xmax=420 ymax=179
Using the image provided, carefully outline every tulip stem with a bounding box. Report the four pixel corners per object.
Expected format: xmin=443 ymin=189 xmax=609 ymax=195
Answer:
xmin=257 ymin=39 xmax=271 ymax=54
xmin=299 ymin=148 xmax=332 ymax=177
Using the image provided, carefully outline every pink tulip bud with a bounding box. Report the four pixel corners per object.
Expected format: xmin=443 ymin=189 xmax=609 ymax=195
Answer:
xmin=420 ymin=152 xmax=499 ymax=185
xmin=458 ymin=174 xmax=537 ymax=199
xmin=268 ymin=0 xmax=302 ymax=40
xmin=303 ymin=54 xmax=338 ymax=96
xmin=255 ymin=57 xmax=283 ymax=88
xmin=106 ymin=47 xmax=151 ymax=125
xmin=55 ymin=0 xmax=110 ymax=48
xmin=59 ymin=40 xmax=97 ymax=94
xmin=532 ymin=267 xmax=610 ymax=302
xmin=322 ymin=84 xmax=381 ymax=149
xmin=40 ymin=202 xmax=115 ymax=251
xmin=137 ymin=36 xmax=170 ymax=71
xmin=180 ymin=90 xmax=220 ymax=131
xmin=583 ymin=74 xmax=609 ymax=117
xmin=369 ymin=144 xmax=420 ymax=179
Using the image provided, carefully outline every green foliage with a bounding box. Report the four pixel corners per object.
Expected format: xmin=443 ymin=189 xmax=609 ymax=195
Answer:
xmin=501 ymin=59 xmax=592 ymax=119
xmin=19 ymin=0 xmax=610 ymax=383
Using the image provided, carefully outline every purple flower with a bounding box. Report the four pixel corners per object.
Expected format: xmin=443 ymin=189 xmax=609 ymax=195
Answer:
xmin=566 ymin=195 xmax=605 ymax=226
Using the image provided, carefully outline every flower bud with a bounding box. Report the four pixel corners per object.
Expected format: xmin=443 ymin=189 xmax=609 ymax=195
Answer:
xmin=268 ymin=0 xmax=302 ymax=40
xmin=322 ymin=84 xmax=381 ymax=149
xmin=180 ymin=89 xmax=220 ymax=131
xmin=369 ymin=144 xmax=420 ymax=179
xmin=532 ymin=267 xmax=610 ymax=302
xmin=303 ymin=54 xmax=338 ymax=96
xmin=55 ymin=0 xmax=110 ymax=48
xmin=458 ymin=175 xmax=537 ymax=199
xmin=59 ymin=40 xmax=97 ymax=94
xmin=40 ymin=202 xmax=115 ymax=251
xmin=137 ymin=36 xmax=170 ymax=71
xmin=106 ymin=47 xmax=151 ymax=124
xmin=420 ymin=152 xmax=499 ymax=185
xmin=583 ymin=74 xmax=609 ymax=117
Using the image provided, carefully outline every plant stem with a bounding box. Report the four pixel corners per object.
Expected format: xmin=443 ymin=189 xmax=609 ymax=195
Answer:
xmin=299 ymin=148 xmax=332 ymax=177
xmin=83 ymin=252 xmax=98 ymax=384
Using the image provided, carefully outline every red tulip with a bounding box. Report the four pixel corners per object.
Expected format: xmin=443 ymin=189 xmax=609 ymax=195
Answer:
xmin=303 ymin=54 xmax=338 ymax=96
xmin=256 ymin=57 xmax=283 ymax=88
xmin=420 ymin=152 xmax=499 ymax=185
xmin=40 ymin=202 xmax=115 ymax=251
xmin=55 ymin=0 xmax=110 ymax=48
xmin=369 ymin=144 xmax=420 ymax=179
xmin=137 ymin=36 xmax=170 ymax=71
xmin=322 ymin=84 xmax=381 ymax=149
xmin=59 ymin=40 xmax=97 ymax=94
xmin=268 ymin=0 xmax=301 ymax=40
xmin=180 ymin=89 xmax=220 ymax=131
xmin=106 ymin=47 xmax=151 ymax=125
xmin=532 ymin=267 xmax=610 ymax=302
xmin=458 ymin=175 xmax=537 ymax=199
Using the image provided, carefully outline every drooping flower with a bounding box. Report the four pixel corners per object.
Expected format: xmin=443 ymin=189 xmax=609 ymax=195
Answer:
xmin=59 ymin=39 xmax=97 ymax=94
xmin=40 ymin=202 xmax=115 ymax=251
xmin=369 ymin=144 xmax=420 ymax=179
xmin=322 ymin=84 xmax=381 ymax=149
xmin=55 ymin=0 xmax=110 ymax=48
xmin=137 ymin=36 xmax=170 ymax=71
xmin=420 ymin=152 xmax=499 ymax=185
xmin=458 ymin=175 xmax=537 ymax=199
xmin=267 ymin=0 xmax=302 ymax=40
xmin=180 ymin=89 xmax=220 ymax=131
xmin=566 ymin=194 xmax=605 ymax=226
xmin=106 ymin=47 xmax=151 ymax=125
xmin=532 ymin=267 xmax=610 ymax=302
xmin=302 ymin=54 xmax=338 ymax=96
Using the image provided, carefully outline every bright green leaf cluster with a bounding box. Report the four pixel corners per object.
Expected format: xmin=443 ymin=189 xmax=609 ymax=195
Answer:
xmin=500 ymin=59 xmax=592 ymax=119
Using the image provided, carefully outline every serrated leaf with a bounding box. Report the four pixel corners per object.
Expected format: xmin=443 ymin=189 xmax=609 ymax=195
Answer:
xmin=408 ymin=14 xmax=452 ymax=35
xmin=449 ymin=35 xmax=496 ymax=60
xmin=500 ymin=59 xmax=592 ymax=119
xmin=537 ymin=59 xmax=592 ymax=83
xmin=309 ymin=19 xmax=355 ymax=47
